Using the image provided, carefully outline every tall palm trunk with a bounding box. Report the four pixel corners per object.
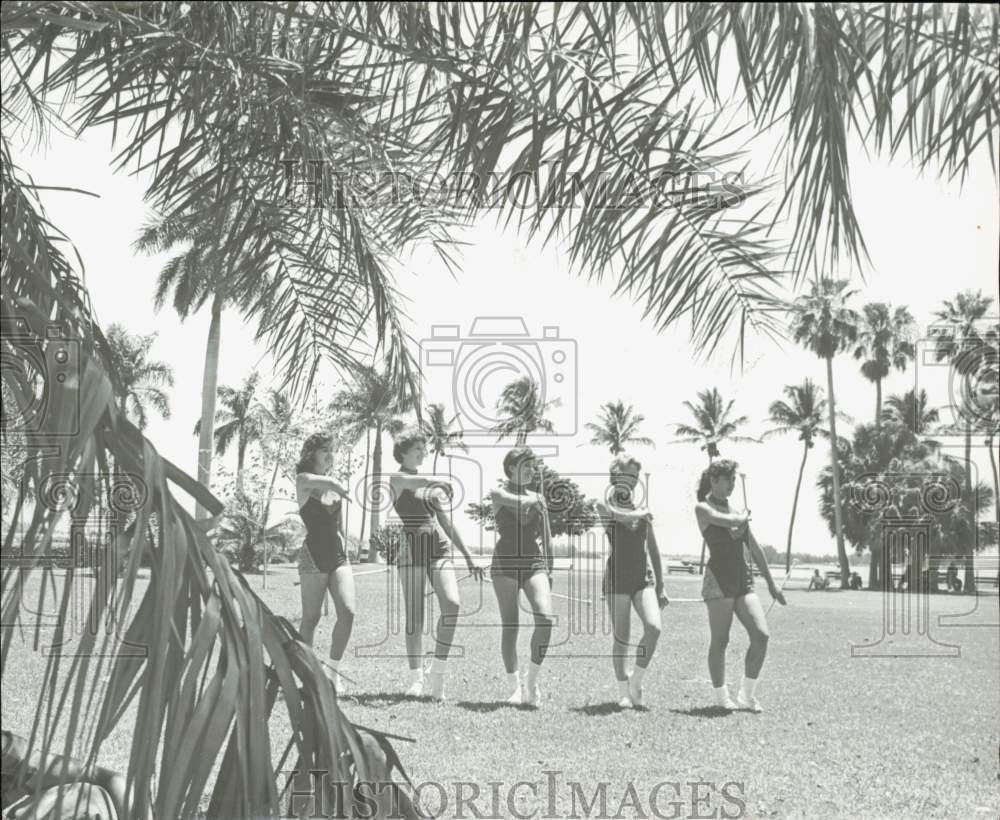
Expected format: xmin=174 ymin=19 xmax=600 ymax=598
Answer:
xmin=236 ymin=435 xmax=247 ymax=498
xmin=875 ymin=378 xmax=882 ymax=433
xmin=358 ymin=428 xmax=371 ymax=553
xmin=196 ymin=293 xmax=223 ymax=519
xmin=114 ymin=396 xmax=127 ymax=508
xmin=342 ymin=463 xmax=352 ymax=550
xmin=825 ymin=355 xmax=850 ymax=587
xmin=867 ymin=538 xmax=880 ymax=591
xmin=261 ymin=443 xmax=283 ymax=588
xmin=698 ymin=451 xmax=714 ymax=573
xmin=963 ymin=422 xmax=976 ymax=592
xmin=786 ymin=444 xmax=809 ymax=573
xmin=263 ymin=456 xmax=281 ymax=527
xmin=989 ymin=436 xmax=999 ymax=535
xmin=366 ymin=420 xmax=384 ymax=562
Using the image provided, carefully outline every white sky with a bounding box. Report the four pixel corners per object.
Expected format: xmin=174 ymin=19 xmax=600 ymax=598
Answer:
xmin=10 ymin=109 xmax=999 ymax=561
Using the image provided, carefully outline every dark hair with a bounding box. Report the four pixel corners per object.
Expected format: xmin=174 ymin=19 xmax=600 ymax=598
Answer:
xmin=609 ymin=453 xmax=642 ymax=482
xmin=296 ymin=433 xmax=333 ymax=475
xmin=696 ymin=459 xmax=738 ymax=502
xmin=503 ymin=447 xmax=536 ymax=480
xmin=392 ymin=428 xmax=427 ymax=465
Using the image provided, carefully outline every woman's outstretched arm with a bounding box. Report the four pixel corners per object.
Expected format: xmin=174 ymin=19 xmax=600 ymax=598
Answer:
xmin=694 ymin=502 xmax=748 ymax=529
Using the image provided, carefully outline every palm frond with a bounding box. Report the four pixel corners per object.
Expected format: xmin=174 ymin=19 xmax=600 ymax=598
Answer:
xmin=1 ymin=149 xmax=419 ymax=817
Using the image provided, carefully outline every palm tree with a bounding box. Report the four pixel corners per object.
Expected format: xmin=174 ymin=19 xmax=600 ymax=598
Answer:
xmin=331 ymin=367 xmax=410 ymax=562
xmin=1 ymin=179 xmax=421 ymax=818
xmin=4 ymin=3 xmax=997 ymax=815
xmin=491 ymin=376 xmax=556 ymax=445
xmin=789 ymin=278 xmax=860 ymax=588
xmin=256 ymin=390 xmax=296 ymax=586
xmin=853 ymin=303 xmax=916 ymax=431
xmin=671 ymin=387 xmax=758 ymax=461
xmin=194 ymin=371 xmax=268 ymax=498
xmin=420 ymin=402 xmax=468 ymax=474
xmin=104 ymin=323 xmax=174 ymax=430
xmin=763 ymin=380 xmax=836 ymax=574
xmin=883 ymin=389 xmax=941 ymax=448
xmin=332 ymin=439 xmax=365 ymax=554
xmin=585 ymin=401 xmax=656 ymax=455
xmin=929 ymin=291 xmax=995 ymax=593
xmin=134 ymin=212 xmax=275 ymax=520
xmin=672 ymin=387 xmax=759 ymax=571
xmin=216 ymin=489 xmax=299 ymax=574
xmin=975 ymin=326 xmax=1000 ymax=537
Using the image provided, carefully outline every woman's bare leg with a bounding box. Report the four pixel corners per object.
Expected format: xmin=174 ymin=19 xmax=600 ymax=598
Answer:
xmin=491 ymin=574 xmax=521 ymax=673
xmin=298 ymin=572 xmax=328 ymax=647
xmin=520 ymin=573 xmax=554 ymax=706
xmin=705 ymin=597 xmax=735 ymax=688
xmin=733 ymin=592 xmax=769 ymax=679
xmin=522 ymin=573 xmax=555 ymax=667
xmin=631 ymin=586 xmax=662 ymax=670
xmin=607 ymin=592 xmax=633 ymax=683
xmin=398 ymin=563 xmax=427 ymax=672
xmin=326 ymin=565 xmax=356 ymax=663
xmin=428 ymin=559 xmax=461 ymax=661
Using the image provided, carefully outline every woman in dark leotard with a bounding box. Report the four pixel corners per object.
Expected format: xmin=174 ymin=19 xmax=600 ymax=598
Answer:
xmin=295 ymin=433 xmax=354 ymax=691
xmin=388 ymin=429 xmax=483 ymax=701
xmin=694 ymin=459 xmax=785 ymax=712
xmin=488 ymin=447 xmax=554 ymax=707
xmin=596 ymin=454 xmax=667 ymax=709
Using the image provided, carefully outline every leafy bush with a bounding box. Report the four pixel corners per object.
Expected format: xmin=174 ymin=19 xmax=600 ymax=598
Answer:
xmin=370 ymin=524 xmax=405 ymax=565
xmin=215 ymin=491 xmax=302 ymax=573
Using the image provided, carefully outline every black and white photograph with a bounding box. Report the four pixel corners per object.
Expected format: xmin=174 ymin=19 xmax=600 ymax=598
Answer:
xmin=1 ymin=3 xmax=998 ymax=818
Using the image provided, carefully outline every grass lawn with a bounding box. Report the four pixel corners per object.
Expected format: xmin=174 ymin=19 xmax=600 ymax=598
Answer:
xmin=2 ymin=563 xmax=998 ymax=819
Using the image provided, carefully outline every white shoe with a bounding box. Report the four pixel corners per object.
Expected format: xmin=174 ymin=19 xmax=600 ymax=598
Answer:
xmin=505 ymin=684 xmax=523 ymax=705
xmin=427 ymin=671 xmax=446 ymax=702
xmin=628 ymin=681 xmax=643 ymax=707
xmin=523 ymin=682 xmax=542 ymax=708
xmin=713 ymin=686 xmax=737 ymax=710
xmin=617 ymin=695 xmax=635 ymax=709
xmin=736 ymin=691 xmax=762 ymax=712
xmin=404 ymin=676 xmax=424 ymax=697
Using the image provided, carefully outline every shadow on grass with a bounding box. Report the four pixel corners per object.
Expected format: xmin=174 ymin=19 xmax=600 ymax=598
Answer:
xmin=668 ymin=705 xmax=736 ymax=718
xmin=454 ymin=700 xmax=536 ymax=713
xmin=328 ymin=692 xmax=436 ymax=706
xmin=569 ymin=702 xmax=635 ymax=716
